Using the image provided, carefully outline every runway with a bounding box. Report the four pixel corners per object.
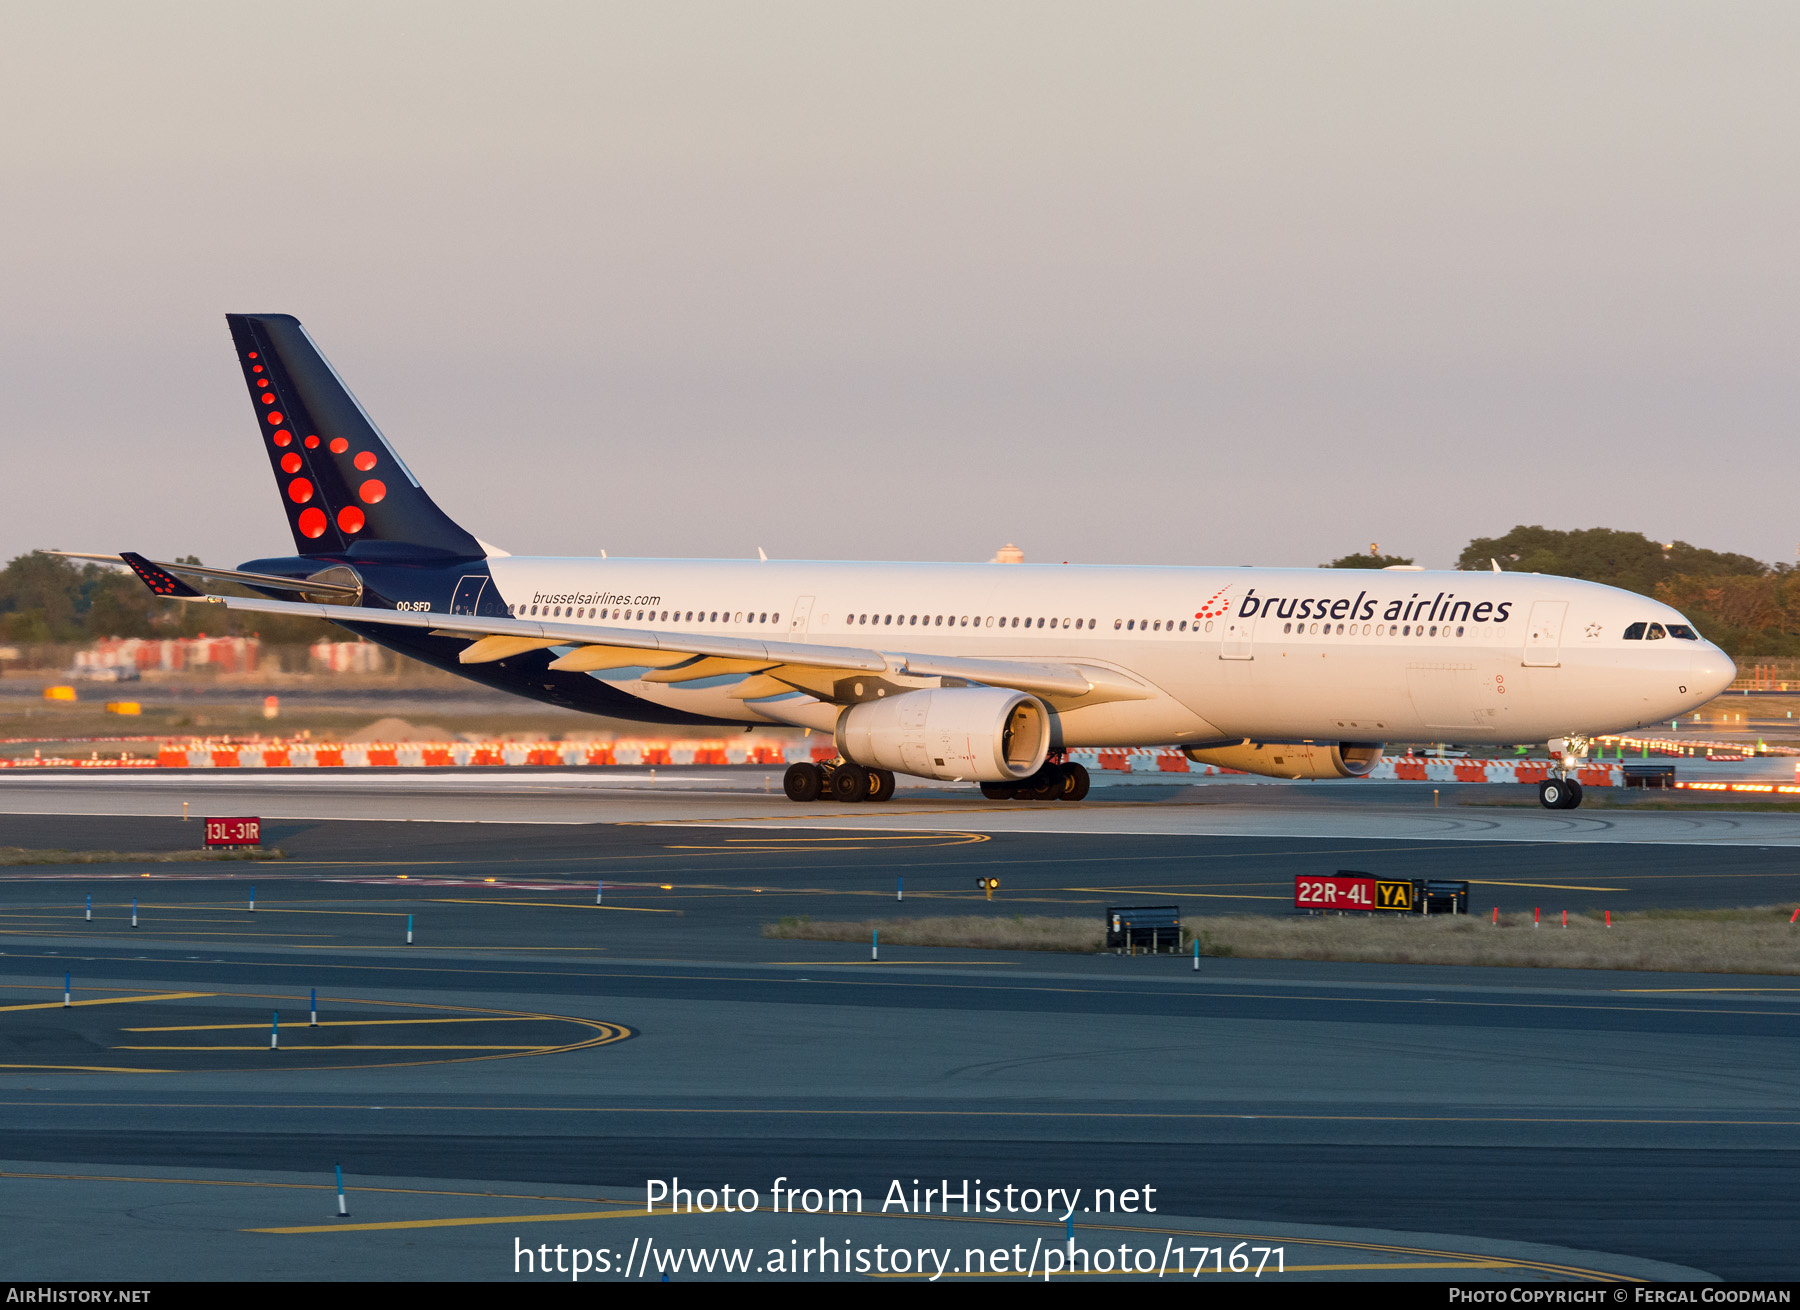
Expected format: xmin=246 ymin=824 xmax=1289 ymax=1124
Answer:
xmin=0 ymin=773 xmax=1792 ymax=1280
xmin=10 ymin=768 xmax=1800 ymax=847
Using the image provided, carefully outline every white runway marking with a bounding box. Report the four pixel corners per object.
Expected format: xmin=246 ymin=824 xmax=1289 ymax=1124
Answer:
xmin=4 ymin=772 xmax=1800 ymax=845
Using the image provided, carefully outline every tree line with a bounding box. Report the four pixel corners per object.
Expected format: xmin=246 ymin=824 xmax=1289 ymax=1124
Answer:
xmin=0 ymin=553 xmax=337 ymax=647
xmin=1327 ymin=526 xmax=1797 ymax=655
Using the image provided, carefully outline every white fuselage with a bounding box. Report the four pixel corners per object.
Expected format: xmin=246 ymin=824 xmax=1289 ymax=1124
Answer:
xmin=482 ymin=558 xmax=1735 ymax=748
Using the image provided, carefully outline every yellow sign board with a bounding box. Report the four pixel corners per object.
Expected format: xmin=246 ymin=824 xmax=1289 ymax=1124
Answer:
xmin=1374 ymin=880 xmax=1414 ymax=911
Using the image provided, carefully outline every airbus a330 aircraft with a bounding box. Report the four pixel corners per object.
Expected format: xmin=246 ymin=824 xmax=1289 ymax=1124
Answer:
xmin=94 ymin=313 xmax=1735 ymax=809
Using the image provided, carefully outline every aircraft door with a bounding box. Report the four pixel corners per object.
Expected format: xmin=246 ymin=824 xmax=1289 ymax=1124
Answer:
xmin=789 ymin=596 xmax=814 ymax=637
xmin=1220 ymin=614 xmax=1255 ymax=660
xmin=1522 ymin=600 xmax=1567 ymax=667
xmin=451 ymin=575 xmax=488 ymax=616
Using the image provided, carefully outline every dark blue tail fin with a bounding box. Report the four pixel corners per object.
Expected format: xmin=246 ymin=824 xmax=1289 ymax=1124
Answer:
xmin=226 ymin=313 xmax=484 ymax=559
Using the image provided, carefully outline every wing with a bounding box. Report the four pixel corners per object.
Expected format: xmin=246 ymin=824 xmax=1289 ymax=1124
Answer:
xmin=118 ymin=553 xmax=1155 ymax=709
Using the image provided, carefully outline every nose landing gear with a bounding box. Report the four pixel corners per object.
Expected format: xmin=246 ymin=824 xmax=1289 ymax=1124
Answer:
xmin=1536 ymin=735 xmax=1592 ymax=809
xmin=1538 ymin=777 xmax=1583 ymax=810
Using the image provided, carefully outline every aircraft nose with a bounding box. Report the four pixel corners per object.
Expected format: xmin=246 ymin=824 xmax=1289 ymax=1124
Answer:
xmin=1691 ymin=648 xmax=1736 ymax=700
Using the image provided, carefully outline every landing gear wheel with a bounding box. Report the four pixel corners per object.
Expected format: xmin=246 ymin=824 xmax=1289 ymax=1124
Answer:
xmin=1057 ymin=761 xmax=1091 ymax=802
xmin=1538 ymin=777 xmax=1582 ymax=810
xmin=866 ymin=769 xmax=896 ymax=803
xmin=783 ymin=762 xmax=823 ymax=803
xmin=829 ymin=763 xmax=870 ymax=803
xmin=1023 ymin=763 xmax=1063 ymax=802
xmin=980 ymin=781 xmax=1020 ymax=801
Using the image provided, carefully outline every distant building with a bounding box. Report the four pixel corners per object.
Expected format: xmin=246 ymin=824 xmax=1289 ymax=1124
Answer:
xmin=990 ymin=543 xmax=1025 ymax=564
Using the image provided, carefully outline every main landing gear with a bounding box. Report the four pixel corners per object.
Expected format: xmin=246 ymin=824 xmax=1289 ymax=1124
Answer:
xmin=780 ymin=759 xmax=1090 ymax=803
xmin=980 ymin=760 xmax=1090 ymax=803
xmin=783 ymin=761 xmax=896 ymax=804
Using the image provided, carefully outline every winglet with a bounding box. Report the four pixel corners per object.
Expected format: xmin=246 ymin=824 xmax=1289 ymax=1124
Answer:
xmin=119 ymin=551 xmax=205 ymax=599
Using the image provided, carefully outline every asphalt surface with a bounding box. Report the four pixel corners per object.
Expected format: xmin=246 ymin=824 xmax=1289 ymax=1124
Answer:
xmin=0 ymin=779 xmax=1794 ymax=1281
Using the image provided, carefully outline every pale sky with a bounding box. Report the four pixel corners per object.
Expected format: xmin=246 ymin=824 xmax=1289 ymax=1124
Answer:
xmin=2 ymin=2 xmax=1795 ymax=570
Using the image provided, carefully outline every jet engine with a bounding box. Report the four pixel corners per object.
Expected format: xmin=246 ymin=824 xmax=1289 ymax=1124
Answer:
xmin=1182 ymin=740 xmax=1382 ymax=780
xmin=837 ymin=687 xmax=1051 ymax=782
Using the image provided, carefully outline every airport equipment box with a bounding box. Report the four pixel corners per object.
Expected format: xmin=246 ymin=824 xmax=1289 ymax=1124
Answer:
xmin=1105 ymin=905 xmax=1181 ymax=951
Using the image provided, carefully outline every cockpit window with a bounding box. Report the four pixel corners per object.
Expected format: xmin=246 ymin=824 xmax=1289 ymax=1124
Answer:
xmin=1665 ymin=623 xmax=1699 ymax=640
xmin=1623 ymin=622 xmax=1646 ymax=640
xmin=1646 ymin=623 xmax=1666 ymax=640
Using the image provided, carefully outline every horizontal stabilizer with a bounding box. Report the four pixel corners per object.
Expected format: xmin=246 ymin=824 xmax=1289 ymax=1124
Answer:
xmin=118 ymin=552 xmax=203 ymax=599
xmin=44 ymin=551 xmax=362 ymax=599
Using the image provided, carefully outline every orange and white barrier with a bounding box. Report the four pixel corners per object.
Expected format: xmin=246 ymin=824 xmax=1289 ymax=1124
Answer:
xmin=142 ymin=737 xmax=801 ymax=769
xmin=1067 ymin=747 xmax=1624 ymax=787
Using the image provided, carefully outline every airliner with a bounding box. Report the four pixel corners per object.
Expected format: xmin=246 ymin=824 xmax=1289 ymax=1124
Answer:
xmin=94 ymin=313 xmax=1735 ymax=809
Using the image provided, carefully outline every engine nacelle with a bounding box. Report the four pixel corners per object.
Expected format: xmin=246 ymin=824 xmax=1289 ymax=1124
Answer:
xmin=1182 ymin=740 xmax=1383 ymax=780
xmin=837 ymin=687 xmax=1051 ymax=782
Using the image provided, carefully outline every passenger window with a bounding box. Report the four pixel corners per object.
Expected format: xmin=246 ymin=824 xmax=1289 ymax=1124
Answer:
xmin=1153 ymin=621 xmax=1161 ymax=632
xmin=1114 ymin=619 xmax=1122 ymax=630
xmin=1646 ymin=623 xmax=1666 ymax=639
xmin=1126 ymin=620 xmax=1134 ymax=631
xmin=1284 ymin=622 xmax=1292 ymax=634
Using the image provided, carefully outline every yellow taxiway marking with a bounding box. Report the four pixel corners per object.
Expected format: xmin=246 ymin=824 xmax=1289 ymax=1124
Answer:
xmin=1065 ymin=887 xmax=1288 ymax=901
xmin=0 ymin=1170 xmax=639 ymax=1206
xmin=0 ymin=929 xmax=328 ymax=939
xmin=252 ymin=1207 xmax=643 ymax=1234
xmin=758 ymin=960 xmax=1020 ymax=967
xmin=14 ymin=955 xmax=1800 ymax=1022
xmin=116 ymin=1044 xmax=554 ymax=1052
xmin=0 ymin=1063 xmax=170 ymax=1073
xmin=667 ymin=835 xmax=990 ymax=852
xmin=1466 ymin=879 xmax=1626 ymax=892
xmin=723 ymin=833 xmax=987 ymax=843
xmin=424 ymin=898 xmax=676 ymax=914
xmin=0 ymin=992 xmax=212 ymax=1013
xmin=126 ymin=1016 xmax=559 ymax=1033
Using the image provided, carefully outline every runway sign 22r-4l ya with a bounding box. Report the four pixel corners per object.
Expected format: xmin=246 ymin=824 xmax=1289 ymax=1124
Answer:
xmin=1294 ymin=872 xmax=1414 ymax=912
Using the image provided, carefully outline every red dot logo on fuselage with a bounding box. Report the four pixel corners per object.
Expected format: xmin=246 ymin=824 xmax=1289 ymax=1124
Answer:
xmin=1194 ymin=587 xmax=1232 ymax=620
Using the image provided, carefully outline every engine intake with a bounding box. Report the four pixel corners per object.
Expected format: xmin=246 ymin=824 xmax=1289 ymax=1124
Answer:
xmin=837 ymin=687 xmax=1050 ymax=782
xmin=1181 ymin=740 xmax=1383 ymax=780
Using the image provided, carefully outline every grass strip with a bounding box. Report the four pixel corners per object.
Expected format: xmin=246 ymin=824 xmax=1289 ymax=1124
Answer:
xmin=764 ymin=909 xmax=1800 ymax=974
xmin=0 ymin=847 xmax=286 ymax=866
